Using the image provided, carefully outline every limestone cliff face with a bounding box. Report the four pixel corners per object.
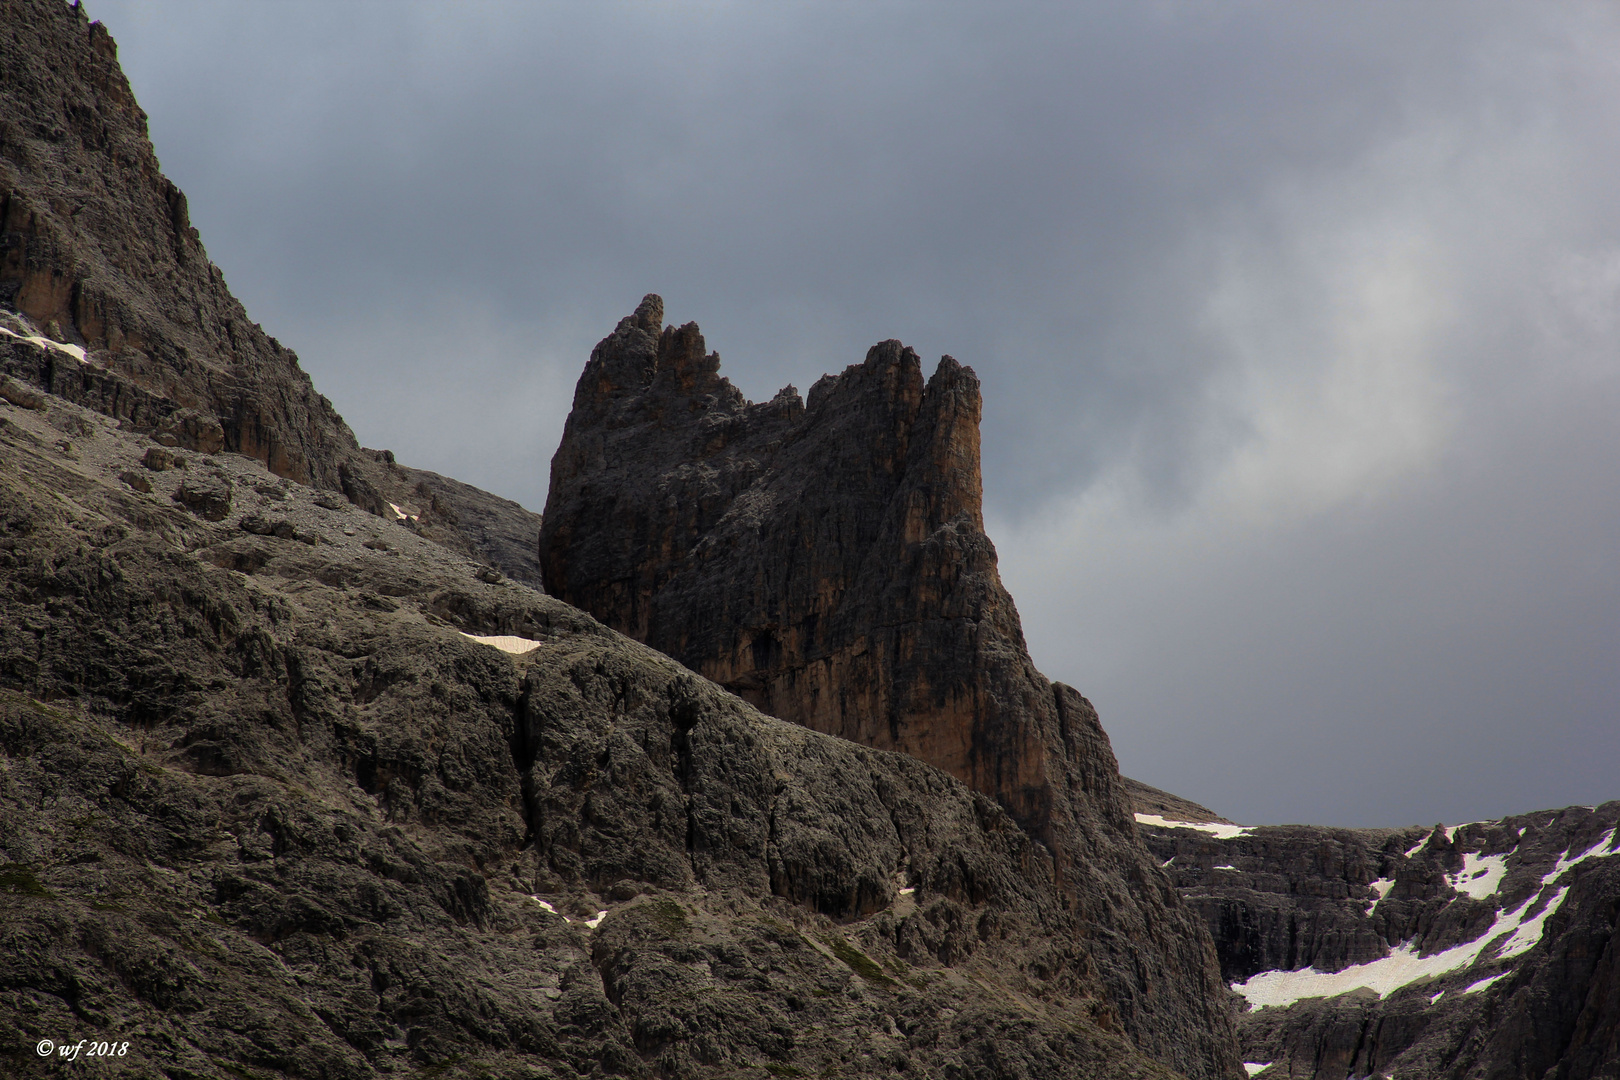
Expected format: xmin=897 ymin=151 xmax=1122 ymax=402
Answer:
xmin=0 ymin=0 xmax=356 ymax=489
xmin=1131 ymin=788 xmax=1620 ymax=1080
xmin=0 ymin=0 xmax=540 ymax=583
xmin=545 ymin=296 xmax=1079 ymax=838
xmin=541 ymin=295 xmax=1242 ymax=1080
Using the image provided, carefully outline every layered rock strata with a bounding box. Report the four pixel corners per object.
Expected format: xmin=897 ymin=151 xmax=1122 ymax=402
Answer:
xmin=0 ymin=0 xmax=540 ymax=584
xmin=1131 ymin=790 xmax=1620 ymax=1079
xmin=541 ymin=295 xmax=1241 ymax=1078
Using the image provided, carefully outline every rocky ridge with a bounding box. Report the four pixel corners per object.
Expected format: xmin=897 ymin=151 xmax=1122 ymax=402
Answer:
xmin=539 ymin=296 xmax=1239 ymax=1078
xmin=0 ymin=0 xmax=540 ymax=585
xmin=1130 ymin=793 xmax=1620 ymax=1078
xmin=0 ymin=354 xmax=1193 ymax=1079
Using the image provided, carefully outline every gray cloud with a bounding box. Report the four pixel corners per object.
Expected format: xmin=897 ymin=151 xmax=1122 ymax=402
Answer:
xmin=87 ymin=0 xmax=1620 ymax=826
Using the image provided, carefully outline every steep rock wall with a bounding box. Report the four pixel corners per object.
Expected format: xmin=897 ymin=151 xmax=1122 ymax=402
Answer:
xmin=1132 ymin=793 xmax=1620 ymax=1079
xmin=540 ymin=295 xmax=1241 ymax=1079
xmin=0 ymin=0 xmax=541 ymax=583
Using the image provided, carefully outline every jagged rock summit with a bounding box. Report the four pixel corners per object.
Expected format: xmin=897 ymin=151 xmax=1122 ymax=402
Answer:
xmin=544 ymin=295 xmax=1081 ymax=843
xmin=541 ymin=294 xmax=1241 ymax=1079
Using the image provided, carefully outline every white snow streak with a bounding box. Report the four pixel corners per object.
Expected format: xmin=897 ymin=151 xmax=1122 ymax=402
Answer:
xmin=1495 ymin=888 xmax=1569 ymax=960
xmin=0 ymin=324 xmax=85 ymax=362
xmin=1552 ymin=828 xmax=1618 ymax=880
xmin=1234 ymin=820 xmax=1619 ymax=1008
xmin=1134 ymin=813 xmax=1253 ymax=839
xmin=1243 ymin=1065 xmax=1272 ymax=1077
xmin=461 ymin=633 xmax=541 ymax=655
xmin=1463 ymin=972 xmax=1508 ymax=995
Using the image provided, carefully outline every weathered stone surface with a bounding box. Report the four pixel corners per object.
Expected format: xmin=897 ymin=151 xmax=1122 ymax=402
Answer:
xmin=1130 ymin=787 xmax=1620 ymax=1079
xmin=0 ymin=0 xmax=541 ymax=585
xmin=0 ymin=390 xmax=1190 ymax=1080
xmin=172 ymin=469 xmax=232 ymax=521
xmin=540 ymin=296 xmax=1241 ymax=1079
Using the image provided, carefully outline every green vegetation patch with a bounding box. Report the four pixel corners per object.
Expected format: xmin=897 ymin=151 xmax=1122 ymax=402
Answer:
xmin=823 ymin=935 xmax=894 ymax=987
xmin=0 ymin=864 xmax=51 ymax=899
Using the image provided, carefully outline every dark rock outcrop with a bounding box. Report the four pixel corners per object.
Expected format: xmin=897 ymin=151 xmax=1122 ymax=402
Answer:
xmin=0 ymin=376 xmax=1191 ymax=1079
xmin=541 ymin=295 xmax=1241 ymax=1079
xmin=1129 ymin=788 xmax=1620 ymax=1078
xmin=0 ymin=0 xmax=541 ymax=585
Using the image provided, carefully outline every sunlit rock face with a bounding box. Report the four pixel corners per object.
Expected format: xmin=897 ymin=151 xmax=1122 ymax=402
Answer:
xmin=540 ymin=295 xmax=1243 ymax=1080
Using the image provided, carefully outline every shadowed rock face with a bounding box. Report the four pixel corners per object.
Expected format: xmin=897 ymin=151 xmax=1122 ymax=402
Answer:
xmin=541 ymin=296 xmax=1049 ymax=823
xmin=0 ymin=0 xmax=354 ymax=489
xmin=0 ymin=0 xmax=541 ymax=584
xmin=0 ymin=355 xmax=1204 ymax=1080
xmin=541 ymin=295 xmax=1242 ymax=1080
xmin=1130 ymin=788 xmax=1620 ymax=1079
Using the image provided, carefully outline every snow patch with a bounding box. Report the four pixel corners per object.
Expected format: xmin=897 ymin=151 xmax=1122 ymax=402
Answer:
xmin=461 ymin=633 xmax=541 ymax=655
xmin=1365 ymin=877 xmax=1396 ymax=912
xmin=0 ymin=324 xmax=86 ymax=362
xmin=1235 ymin=941 xmax=1480 ymax=1008
xmin=1214 ymin=864 xmax=1238 ymax=871
xmin=1232 ymin=872 xmax=1585 ymax=1009
xmin=532 ymin=897 xmax=610 ymax=929
xmin=1134 ymin=813 xmax=1253 ymax=839
xmin=1450 ymin=853 xmax=1508 ymax=899
xmin=1463 ymin=972 xmax=1508 ymax=995
xmin=1404 ymin=834 xmax=1431 ymax=858
xmin=1243 ymin=1065 xmax=1271 ymax=1077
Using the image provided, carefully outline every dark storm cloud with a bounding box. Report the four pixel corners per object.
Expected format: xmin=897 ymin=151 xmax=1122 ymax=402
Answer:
xmin=87 ymin=1 xmax=1620 ymax=826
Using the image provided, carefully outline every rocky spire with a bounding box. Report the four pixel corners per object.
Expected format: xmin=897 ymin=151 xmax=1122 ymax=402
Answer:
xmin=539 ymin=295 xmax=1242 ymax=1080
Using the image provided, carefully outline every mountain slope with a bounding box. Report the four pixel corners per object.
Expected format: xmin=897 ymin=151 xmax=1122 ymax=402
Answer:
xmin=0 ymin=0 xmax=541 ymax=586
xmin=1129 ymin=791 xmax=1620 ymax=1078
xmin=0 ymin=367 xmax=1193 ymax=1079
xmin=0 ymin=3 xmax=1225 ymax=1077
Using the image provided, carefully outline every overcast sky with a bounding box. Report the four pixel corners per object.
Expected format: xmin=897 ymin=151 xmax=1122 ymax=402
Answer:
xmin=87 ymin=1 xmax=1618 ymax=828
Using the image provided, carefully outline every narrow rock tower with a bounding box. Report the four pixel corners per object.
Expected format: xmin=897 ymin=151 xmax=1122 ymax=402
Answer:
xmin=540 ymin=295 xmax=1241 ymax=1080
